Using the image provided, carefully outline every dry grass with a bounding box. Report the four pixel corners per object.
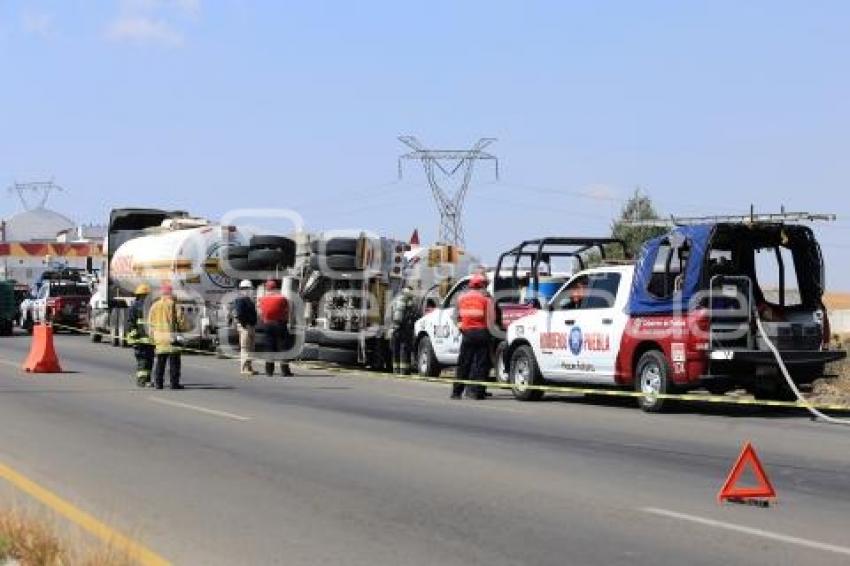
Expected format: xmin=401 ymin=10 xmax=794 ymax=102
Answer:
xmin=0 ymin=509 xmax=135 ymax=566
xmin=811 ymin=336 xmax=850 ymax=404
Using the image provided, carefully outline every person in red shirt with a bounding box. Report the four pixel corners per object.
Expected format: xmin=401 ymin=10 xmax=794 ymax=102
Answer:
xmin=451 ymin=273 xmax=495 ymax=399
xmin=259 ymin=279 xmax=294 ymax=377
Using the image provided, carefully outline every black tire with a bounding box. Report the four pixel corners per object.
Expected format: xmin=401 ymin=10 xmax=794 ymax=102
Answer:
xmin=299 ymin=343 xmax=320 ymax=360
xmin=247 ymin=248 xmax=295 ymax=269
xmin=310 ymin=237 xmax=359 ymax=255
xmin=222 ymin=256 xmax=260 ymax=275
xmin=635 ymin=350 xmax=674 ymax=412
xmin=509 ymin=345 xmax=544 ymax=401
xmin=305 ymin=328 xmax=323 ymax=344
xmin=309 ymin=254 xmax=360 ymax=272
xmin=752 ymin=380 xmax=798 ymax=402
xmin=317 ymin=346 xmax=358 ymax=364
xmin=493 ymin=340 xmax=509 ymax=383
xmin=417 ymin=336 xmax=441 ymax=377
xmin=223 ymin=245 xmax=250 ymax=260
xmin=91 ymin=329 xmax=102 ymax=343
xmin=250 ymin=235 xmax=296 ymax=255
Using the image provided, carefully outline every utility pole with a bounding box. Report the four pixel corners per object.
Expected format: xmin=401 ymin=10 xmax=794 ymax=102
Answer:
xmin=7 ymin=180 xmax=63 ymax=210
xmin=398 ymin=137 xmax=498 ymax=247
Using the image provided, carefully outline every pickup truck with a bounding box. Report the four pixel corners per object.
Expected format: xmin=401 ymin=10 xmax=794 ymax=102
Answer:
xmin=502 ymin=221 xmax=847 ymax=412
xmin=20 ymin=280 xmax=92 ymax=333
xmin=414 ymin=237 xmax=626 ymax=378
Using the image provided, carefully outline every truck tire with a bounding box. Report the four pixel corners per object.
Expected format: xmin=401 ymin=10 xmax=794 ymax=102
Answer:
xmin=317 ymin=346 xmax=358 ymax=364
xmin=222 ymin=245 xmax=250 ymax=259
xmin=310 ymin=237 xmax=358 ymax=255
xmin=248 ymin=248 xmax=295 ymax=269
xmin=309 ymin=254 xmax=360 ymax=272
xmin=223 ymin=256 xmax=260 ymax=275
xmin=493 ymin=340 xmax=509 ymax=383
xmin=509 ymin=345 xmax=545 ymax=401
xmin=250 ymin=235 xmax=296 ymax=255
xmin=635 ymin=350 xmax=675 ymax=413
xmin=417 ymin=336 xmax=441 ymax=377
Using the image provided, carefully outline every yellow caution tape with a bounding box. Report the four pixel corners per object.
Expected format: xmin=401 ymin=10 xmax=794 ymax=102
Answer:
xmin=47 ymin=322 xmax=850 ymax=412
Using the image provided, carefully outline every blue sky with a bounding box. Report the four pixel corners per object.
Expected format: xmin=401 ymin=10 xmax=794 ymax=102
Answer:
xmin=2 ymin=1 xmax=849 ymax=287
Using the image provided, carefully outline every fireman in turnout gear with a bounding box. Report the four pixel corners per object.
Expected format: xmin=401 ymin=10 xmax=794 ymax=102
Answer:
xmin=451 ymin=273 xmax=494 ymax=399
xmin=148 ymin=282 xmax=189 ymax=389
xmin=390 ymin=286 xmax=417 ymax=375
xmin=127 ymin=283 xmax=154 ymax=387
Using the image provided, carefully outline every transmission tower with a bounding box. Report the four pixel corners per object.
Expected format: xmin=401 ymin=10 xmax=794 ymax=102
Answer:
xmin=398 ymin=136 xmax=498 ymax=247
xmin=7 ymin=180 xmax=64 ymax=210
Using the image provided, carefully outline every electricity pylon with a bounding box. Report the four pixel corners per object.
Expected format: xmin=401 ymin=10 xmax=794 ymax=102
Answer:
xmin=8 ymin=180 xmax=63 ymax=210
xmin=398 ymin=136 xmax=498 ymax=247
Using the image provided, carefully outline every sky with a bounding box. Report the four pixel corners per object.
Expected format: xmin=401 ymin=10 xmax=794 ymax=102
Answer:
xmin=1 ymin=0 xmax=849 ymax=288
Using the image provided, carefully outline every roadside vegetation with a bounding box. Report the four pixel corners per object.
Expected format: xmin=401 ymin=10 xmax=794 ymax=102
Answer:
xmin=0 ymin=509 xmax=133 ymax=566
xmin=812 ymin=334 xmax=850 ymax=404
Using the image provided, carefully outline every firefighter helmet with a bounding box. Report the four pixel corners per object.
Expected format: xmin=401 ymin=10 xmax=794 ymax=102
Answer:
xmin=134 ymin=283 xmax=151 ymax=296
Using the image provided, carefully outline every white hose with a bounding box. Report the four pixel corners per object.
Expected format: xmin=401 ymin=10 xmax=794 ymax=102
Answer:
xmin=754 ymin=314 xmax=850 ymax=425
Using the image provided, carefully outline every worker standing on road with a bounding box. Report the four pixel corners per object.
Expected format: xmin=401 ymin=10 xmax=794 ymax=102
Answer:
xmin=127 ymin=283 xmax=155 ymax=387
xmin=390 ymin=286 xmax=417 ymax=375
xmin=234 ymin=280 xmax=259 ymax=376
xmin=148 ymin=281 xmax=189 ymax=390
xmin=259 ymin=279 xmax=294 ymax=377
xmin=451 ymin=273 xmax=494 ymax=400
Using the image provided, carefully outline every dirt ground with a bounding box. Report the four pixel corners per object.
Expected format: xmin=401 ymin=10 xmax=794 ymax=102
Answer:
xmin=824 ymin=292 xmax=850 ymax=310
xmin=811 ymin=335 xmax=850 ymax=405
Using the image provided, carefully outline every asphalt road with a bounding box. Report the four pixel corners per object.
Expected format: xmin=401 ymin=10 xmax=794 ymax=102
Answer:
xmin=1 ymin=332 xmax=850 ymax=565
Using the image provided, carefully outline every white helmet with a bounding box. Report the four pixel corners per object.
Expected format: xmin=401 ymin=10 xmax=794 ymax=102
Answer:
xmin=238 ymin=280 xmax=253 ymax=290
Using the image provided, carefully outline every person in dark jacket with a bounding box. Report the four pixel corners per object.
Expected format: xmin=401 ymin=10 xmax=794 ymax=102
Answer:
xmin=234 ymin=280 xmax=259 ymax=375
xmin=390 ymin=286 xmax=417 ymax=375
xmin=127 ymin=284 xmax=154 ymax=387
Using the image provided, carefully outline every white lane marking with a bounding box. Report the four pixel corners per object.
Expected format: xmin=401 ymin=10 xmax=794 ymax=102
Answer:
xmin=148 ymin=396 xmax=251 ymax=422
xmin=641 ymin=507 xmax=850 ymax=557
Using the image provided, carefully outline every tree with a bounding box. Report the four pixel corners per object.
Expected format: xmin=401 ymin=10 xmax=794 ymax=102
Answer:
xmin=611 ymin=188 xmax=667 ymax=257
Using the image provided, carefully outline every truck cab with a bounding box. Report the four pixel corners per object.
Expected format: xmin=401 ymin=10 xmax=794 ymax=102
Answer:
xmin=504 ymin=219 xmax=846 ymax=412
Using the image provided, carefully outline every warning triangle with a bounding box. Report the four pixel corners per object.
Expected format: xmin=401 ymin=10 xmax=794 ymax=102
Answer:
xmin=717 ymin=442 xmax=777 ymax=503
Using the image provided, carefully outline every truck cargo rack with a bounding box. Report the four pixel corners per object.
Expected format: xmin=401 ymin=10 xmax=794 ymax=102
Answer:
xmin=622 ymin=208 xmax=837 ymax=228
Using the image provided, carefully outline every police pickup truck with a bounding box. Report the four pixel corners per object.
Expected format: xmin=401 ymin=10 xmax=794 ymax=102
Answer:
xmin=414 ymin=237 xmax=626 ymax=378
xmin=502 ymin=218 xmax=847 ymax=412
xmin=20 ymin=276 xmax=92 ymax=333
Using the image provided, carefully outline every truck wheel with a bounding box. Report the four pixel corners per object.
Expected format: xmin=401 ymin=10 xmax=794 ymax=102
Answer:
xmin=222 ymin=245 xmax=250 ymax=259
xmin=248 ymin=248 xmax=294 ymax=269
xmin=635 ymin=350 xmax=674 ymax=413
xmin=309 ymin=254 xmax=360 ymax=272
xmin=310 ymin=237 xmax=359 ymax=255
xmin=493 ymin=341 xmax=509 ymax=383
xmin=250 ymin=235 xmax=296 ymax=255
xmin=417 ymin=336 xmax=441 ymax=377
xmin=509 ymin=345 xmax=544 ymax=401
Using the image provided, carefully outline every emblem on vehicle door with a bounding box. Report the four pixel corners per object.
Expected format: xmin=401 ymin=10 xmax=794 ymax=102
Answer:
xmin=569 ymin=326 xmax=583 ymax=355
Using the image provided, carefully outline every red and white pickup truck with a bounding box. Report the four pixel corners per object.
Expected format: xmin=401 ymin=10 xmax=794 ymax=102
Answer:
xmin=20 ymin=280 xmax=91 ymax=333
xmin=502 ymin=221 xmax=846 ymax=411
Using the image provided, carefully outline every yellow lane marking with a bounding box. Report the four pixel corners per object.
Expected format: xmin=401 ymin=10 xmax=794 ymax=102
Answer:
xmin=0 ymin=460 xmax=170 ymax=565
xmin=148 ymin=397 xmax=251 ymax=421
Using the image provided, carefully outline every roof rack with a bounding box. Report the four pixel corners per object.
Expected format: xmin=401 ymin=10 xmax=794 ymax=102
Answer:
xmin=623 ymin=208 xmax=837 ymax=228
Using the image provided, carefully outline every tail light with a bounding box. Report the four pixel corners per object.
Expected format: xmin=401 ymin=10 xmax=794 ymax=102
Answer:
xmin=820 ymin=308 xmax=832 ymax=348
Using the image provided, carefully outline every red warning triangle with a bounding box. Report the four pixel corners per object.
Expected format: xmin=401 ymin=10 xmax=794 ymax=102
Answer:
xmin=717 ymin=442 xmax=776 ymax=503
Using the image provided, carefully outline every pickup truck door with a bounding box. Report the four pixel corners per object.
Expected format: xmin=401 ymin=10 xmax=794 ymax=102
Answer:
xmin=546 ymin=271 xmax=627 ymax=383
xmin=431 ymin=279 xmax=469 ymax=364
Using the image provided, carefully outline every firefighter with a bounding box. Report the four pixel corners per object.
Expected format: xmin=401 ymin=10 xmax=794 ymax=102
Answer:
xmin=127 ymin=283 xmax=154 ymax=387
xmin=148 ymin=282 xmax=189 ymax=390
xmin=451 ymin=273 xmax=494 ymax=400
xmin=390 ymin=285 xmax=417 ymax=374
xmin=234 ymin=280 xmax=259 ymax=376
xmin=259 ymin=279 xmax=294 ymax=377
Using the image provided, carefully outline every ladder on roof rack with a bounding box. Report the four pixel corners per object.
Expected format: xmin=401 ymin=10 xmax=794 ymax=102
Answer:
xmin=623 ymin=209 xmax=837 ymax=227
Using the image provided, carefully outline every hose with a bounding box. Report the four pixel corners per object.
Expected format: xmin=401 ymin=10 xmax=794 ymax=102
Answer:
xmin=754 ymin=313 xmax=850 ymax=426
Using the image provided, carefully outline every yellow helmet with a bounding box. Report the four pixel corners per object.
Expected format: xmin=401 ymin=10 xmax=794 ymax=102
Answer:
xmin=134 ymin=283 xmax=152 ymax=296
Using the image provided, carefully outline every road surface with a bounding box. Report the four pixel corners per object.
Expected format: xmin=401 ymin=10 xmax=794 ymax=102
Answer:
xmin=1 ymin=332 xmax=850 ymax=565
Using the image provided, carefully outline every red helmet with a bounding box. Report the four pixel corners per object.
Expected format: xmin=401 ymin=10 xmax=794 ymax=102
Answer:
xmin=160 ymin=281 xmax=173 ymax=296
xmin=469 ymin=274 xmax=488 ymax=289
xmin=265 ymin=279 xmax=278 ymax=291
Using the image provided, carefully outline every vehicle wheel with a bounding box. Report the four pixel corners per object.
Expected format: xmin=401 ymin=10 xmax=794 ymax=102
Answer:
xmin=248 ymin=248 xmax=294 ymax=269
xmin=310 ymin=237 xmax=359 ymax=255
xmin=317 ymin=346 xmax=358 ymax=364
xmin=752 ymin=380 xmax=798 ymax=402
xmin=222 ymin=245 xmax=250 ymax=259
xmin=635 ymin=350 xmax=675 ymax=413
xmin=250 ymin=235 xmax=296 ymax=255
xmin=309 ymin=254 xmax=360 ymax=272
xmin=417 ymin=336 xmax=441 ymax=377
xmin=509 ymin=345 xmax=545 ymax=401
xmin=493 ymin=340 xmax=509 ymax=383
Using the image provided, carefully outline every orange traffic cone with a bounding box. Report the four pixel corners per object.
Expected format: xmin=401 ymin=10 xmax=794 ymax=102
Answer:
xmin=22 ymin=323 xmax=63 ymax=373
